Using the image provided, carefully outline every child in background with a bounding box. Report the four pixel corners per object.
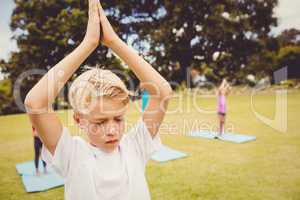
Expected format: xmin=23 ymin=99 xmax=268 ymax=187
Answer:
xmin=24 ymin=0 xmax=172 ymax=199
xmin=32 ymin=126 xmax=47 ymax=176
xmin=190 ymin=67 xmax=207 ymax=88
xmin=216 ymin=79 xmax=231 ymax=138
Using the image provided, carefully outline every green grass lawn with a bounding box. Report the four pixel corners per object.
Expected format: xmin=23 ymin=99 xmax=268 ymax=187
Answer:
xmin=0 ymin=90 xmax=300 ymax=200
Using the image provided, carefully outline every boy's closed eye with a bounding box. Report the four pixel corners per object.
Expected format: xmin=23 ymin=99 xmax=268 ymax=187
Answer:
xmin=91 ymin=116 xmax=124 ymax=125
xmin=114 ymin=117 xmax=124 ymax=122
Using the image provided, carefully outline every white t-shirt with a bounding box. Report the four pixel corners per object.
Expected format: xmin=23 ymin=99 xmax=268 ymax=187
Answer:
xmin=42 ymin=119 xmax=161 ymax=200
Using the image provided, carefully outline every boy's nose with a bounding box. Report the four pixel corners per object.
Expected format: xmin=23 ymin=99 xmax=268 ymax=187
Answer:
xmin=105 ymin=123 xmax=117 ymax=136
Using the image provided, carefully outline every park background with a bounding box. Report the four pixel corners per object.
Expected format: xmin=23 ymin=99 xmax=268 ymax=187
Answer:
xmin=0 ymin=0 xmax=300 ymax=199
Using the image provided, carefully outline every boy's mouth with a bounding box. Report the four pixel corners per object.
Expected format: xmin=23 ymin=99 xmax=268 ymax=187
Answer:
xmin=105 ymin=139 xmax=119 ymax=144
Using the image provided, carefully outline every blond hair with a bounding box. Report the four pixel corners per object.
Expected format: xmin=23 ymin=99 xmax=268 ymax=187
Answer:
xmin=68 ymin=68 xmax=130 ymax=114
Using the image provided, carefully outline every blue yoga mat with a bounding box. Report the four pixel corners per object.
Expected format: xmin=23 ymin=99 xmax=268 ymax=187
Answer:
xmin=16 ymin=161 xmax=64 ymax=193
xmin=151 ymin=145 xmax=188 ymax=162
xmin=22 ymin=173 xmax=64 ymax=193
xmin=189 ymin=130 xmax=216 ymax=139
xmin=188 ymin=130 xmax=256 ymax=143
xmin=16 ymin=160 xmax=56 ymax=176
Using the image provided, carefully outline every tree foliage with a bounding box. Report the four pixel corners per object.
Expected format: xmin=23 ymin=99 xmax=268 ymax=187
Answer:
xmin=0 ymin=0 xmax=287 ymax=114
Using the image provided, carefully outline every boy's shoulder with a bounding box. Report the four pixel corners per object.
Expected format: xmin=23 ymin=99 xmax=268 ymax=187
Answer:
xmin=64 ymin=127 xmax=89 ymax=149
xmin=65 ymin=132 xmax=93 ymax=160
xmin=73 ymin=135 xmax=86 ymax=144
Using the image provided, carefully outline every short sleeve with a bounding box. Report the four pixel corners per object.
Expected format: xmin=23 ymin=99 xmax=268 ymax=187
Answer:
xmin=41 ymin=127 xmax=75 ymax=178
xmin=124 ymin=119 xmax=162 ymax=166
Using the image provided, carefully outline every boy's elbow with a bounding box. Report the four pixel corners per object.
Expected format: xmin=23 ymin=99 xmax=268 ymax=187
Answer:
xmin=24 ymin=94 xmax=33 ymax=109
xmin=24 ymin=94 xmax=38 ymax=111
xmin=24 ymin=93 xmax=46 ymax=111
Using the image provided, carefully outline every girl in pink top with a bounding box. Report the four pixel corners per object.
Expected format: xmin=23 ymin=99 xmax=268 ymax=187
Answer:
xmin=216 ymin=79 xmax=231 ymax=138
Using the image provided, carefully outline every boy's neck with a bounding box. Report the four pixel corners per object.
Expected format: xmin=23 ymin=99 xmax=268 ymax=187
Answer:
xmin=89 ymin=142 xmax=120 ymax=155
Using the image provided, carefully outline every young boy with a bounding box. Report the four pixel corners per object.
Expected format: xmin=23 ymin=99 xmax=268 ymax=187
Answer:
xmin=24 ymin=0 xmax=172 ymax=199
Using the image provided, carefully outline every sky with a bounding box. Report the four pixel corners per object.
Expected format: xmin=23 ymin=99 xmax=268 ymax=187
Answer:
xmin=0 ymin=0 xmax=300 ymax=62
xmin=0 ymin=0 xmax=17 ymax=61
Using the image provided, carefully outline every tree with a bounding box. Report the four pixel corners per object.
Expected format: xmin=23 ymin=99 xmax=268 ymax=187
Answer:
xmin=276 ymin=29 xmax=300 ymax=76
xmin=277 ymin=28 xmax=300 ymax=46
xmin=126 ymin=0 xmax=278 ymax=84
xmin=247 ymin=28 xmax=300 ymax=81
xmin=246 ymin=36 xmax=280 ymax=79
xmin=0 ymin=0 xmax=142 ymax=114
xmin=0 ymin=0 xmax=279 ymax=114
xmin=277 ymin=46 xmax=300 ymax=71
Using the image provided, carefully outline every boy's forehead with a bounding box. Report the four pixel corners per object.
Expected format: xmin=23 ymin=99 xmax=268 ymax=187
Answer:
xmin=88 ymin=109 xmax=126 ymax=120
xmin=88 ymin=101 xmax=127 ymax=119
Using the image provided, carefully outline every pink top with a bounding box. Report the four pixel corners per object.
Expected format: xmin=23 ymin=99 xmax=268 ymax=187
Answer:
xmin=217 ymin=95 xmax=226 ymax=114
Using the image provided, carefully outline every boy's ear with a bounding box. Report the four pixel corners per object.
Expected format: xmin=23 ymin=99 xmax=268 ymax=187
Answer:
xmin=73 ymin=113 xmax=87 ymax=131
xmin=73 ymin=113 xmax=80 ymax=124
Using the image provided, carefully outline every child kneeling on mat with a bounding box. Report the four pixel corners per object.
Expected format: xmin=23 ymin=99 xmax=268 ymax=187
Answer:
xmin=24 ymin=0 xmax=172 ymax=199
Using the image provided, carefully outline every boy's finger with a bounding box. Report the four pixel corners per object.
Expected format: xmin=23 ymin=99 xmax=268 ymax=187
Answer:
xmin=95 ymin=0 xmax=101 ymax=18
xmin=97 ymin=1 xmax=103 ymax=41
xmin=88 ymin=0 xmax=100 ymax=25
xmin=88 ymin=0 xmax=98 ymax=16
xmin=98 ymin=0 xmax=106 ymax=19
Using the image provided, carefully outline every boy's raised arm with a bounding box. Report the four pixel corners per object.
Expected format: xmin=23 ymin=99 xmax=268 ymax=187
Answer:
xmin=98 ymin=3 xmax=172 ymax=137
xmin=24 ymin=0 xmax=101 ymax=154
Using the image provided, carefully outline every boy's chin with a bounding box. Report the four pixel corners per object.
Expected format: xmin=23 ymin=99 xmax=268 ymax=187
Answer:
xmin=102 ymin=141 xmax=120 ymax=153
xmin=91 ymin=139 xmax=121 ymax=153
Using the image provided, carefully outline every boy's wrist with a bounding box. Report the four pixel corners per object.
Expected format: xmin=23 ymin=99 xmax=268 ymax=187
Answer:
xmin=81 ymin=38 xmax=99 ymax=50
xmin=106 ymin=37 xmax=123 ymax=49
